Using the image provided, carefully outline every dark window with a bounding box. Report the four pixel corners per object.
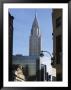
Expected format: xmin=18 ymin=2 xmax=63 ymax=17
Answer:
xmin=48 ymin=75 xmax=51 ymax=81
xmin=52 ymin=76 xmax=56 ymax=81
xmin=56 ymin=53 xmax=60 ymax=64
xmin=56 ymin=35 xmax=62 ymax=53
xmin=56 ymin=16 xmax=62 ymax=28
xmin=56 ymin=35 xmax=62 ymax=64
xmin=57 ymin=73 xmax=62 ymax=81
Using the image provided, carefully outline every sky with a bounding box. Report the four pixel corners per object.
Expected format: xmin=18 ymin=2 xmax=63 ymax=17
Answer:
xmin=9 ymin=9 xmax=53 ymax=57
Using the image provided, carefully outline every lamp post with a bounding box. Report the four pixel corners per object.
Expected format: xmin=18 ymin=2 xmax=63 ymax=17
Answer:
xmin=40 ymin=50 xmax=52 ymax=58
xmin=40 ymin=50 xmax=55 ymax=66
xmin=40 ymin=50 xmax=54 ymax=81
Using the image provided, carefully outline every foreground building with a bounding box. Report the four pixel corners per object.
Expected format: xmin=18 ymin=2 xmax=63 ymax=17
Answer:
xmin=13 ymin=55 xmax=38 ymax=80
xmin=9 ymin=12 xmax=14 ymax=81
xmin=51 ymin=9 xmax=62 ymax=81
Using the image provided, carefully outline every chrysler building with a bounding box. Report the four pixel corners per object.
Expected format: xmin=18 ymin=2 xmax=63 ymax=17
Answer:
xmin=29 ymin=13 xmax=41 ymax=57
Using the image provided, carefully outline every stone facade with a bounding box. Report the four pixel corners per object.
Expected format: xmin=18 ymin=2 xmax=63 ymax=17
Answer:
xmin=52 ymin=9 xmax=62 ymax=81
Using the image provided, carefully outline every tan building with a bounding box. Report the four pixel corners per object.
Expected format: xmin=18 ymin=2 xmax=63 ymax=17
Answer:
xmin=14 ymin=65 xmax=25 ymax=81
xmin=51 ymin=9 xmax=62 ymax=81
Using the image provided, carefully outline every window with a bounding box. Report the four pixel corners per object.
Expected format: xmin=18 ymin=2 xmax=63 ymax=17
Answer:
xmin=52 ymin=76 xmax=56 ymax=81
xmin=56 ymin=53 xmax=60 ymax=64
xmin=56 ymin=16 xmax=62 ymax=28
xmin=56 ymin=35 xmax=62 ymax=64
xmin=56 ymin=35 xmax=62 ymax=53
xmin=57 ymin=73 xmax=62 ymax=81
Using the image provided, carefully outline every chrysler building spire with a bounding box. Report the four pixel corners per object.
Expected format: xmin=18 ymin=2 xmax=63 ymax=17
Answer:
xmin=31 ymin=11 xmax=40 ymax=36
xmin=29 ymin=12 xmax=41 ymax=56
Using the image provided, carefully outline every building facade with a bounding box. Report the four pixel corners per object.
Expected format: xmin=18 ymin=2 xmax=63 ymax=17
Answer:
xmin=13 ymin=55 xmax=38 ymax=81
xmin=52 ymin=9 xmax=62 ymax=81
xmin=9 ymin=12 xmax=14 ymax=81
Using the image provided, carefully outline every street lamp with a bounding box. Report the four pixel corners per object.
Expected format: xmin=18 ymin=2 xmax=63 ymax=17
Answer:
xmin=40 ymin=50 xmax=55 ymax=81
xmin=40 ymin=50 xmax=55 ymax=66
xmin=40 ymin=50 xmax=52 ymax=81
xmin=40 ymin=50 xmax=52 ymax=58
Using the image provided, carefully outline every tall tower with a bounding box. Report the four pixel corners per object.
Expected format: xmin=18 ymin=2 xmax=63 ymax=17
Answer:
xmin=29 ymin=13 xmax=41 ymax=57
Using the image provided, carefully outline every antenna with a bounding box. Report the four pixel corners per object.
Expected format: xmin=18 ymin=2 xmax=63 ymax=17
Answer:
xmin=35 ymin=9 xmax=37 ymax=18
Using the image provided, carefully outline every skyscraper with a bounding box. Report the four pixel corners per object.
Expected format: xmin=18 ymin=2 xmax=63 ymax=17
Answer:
xmin=29 ymin=13 xmax=41 ymax=57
